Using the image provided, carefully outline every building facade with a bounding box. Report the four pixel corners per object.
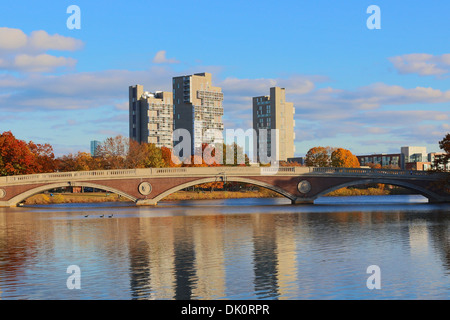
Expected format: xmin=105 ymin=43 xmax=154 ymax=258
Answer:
xmin=129 ymin=85 xmax=173 ymax=148
xmin=173 ymin=72 xmax=224 ymax=154
xmin=90 ymin=140 xmax=101 ymax=157
xmin=357 ymin=153 xmax=402 ymax=168
xmin=401 ymin=146 xmax=427 ymax=165
xmin=252 ymin=87 xmax=295 ymax=162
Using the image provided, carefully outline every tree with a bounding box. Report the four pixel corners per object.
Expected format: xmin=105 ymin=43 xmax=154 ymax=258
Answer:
xmin=365 ymin=162 xmax=382 ymax=169
xmin=57 ymin=152 xmax=104 ymax=172
xmin=96 ymin=135 xmax=129 ymax=169
xmin=28 ymin=141 xmax=57 ymax=173
xmin=221 ymin=143 xmax=249 ymax=166
xmin=331 ymin=148 xmax=360 ymax=168
xmin=138 ymin=143 xmax=166 ymax=168
xmin=0 ymin=131 xmax=36 ymax=176
xmin=305 ymin=146 xmax=334 ymax=167
xmin=432 ymin=133 xmax=450 ymax=194
xmin=161 ymin=146 xmax=180 ymax=167
xmin=434 ymin=133 xmax=450 ymax=172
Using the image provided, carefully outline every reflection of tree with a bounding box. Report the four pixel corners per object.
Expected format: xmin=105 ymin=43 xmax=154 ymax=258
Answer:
xmin=173 ymin=220 xmax=196 ymax=300
xmin=128 ymin=237 xmax=151 ymax=300
xmin=427 ymin=212 xmax=450 ymax=272
xmin=252 ymin=214 xmax=279 ymax=298
xmin=0 ymin=212 xmax=39 ymax=288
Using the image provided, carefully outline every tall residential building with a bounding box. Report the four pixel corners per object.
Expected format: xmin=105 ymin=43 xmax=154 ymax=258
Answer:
xmin=173 ymin=72 xmax=224 ymax=154
xmin=129 ymin=85 xmax=173 ymax=148
xmin=252 ymin=87 xmax=295 ymax=162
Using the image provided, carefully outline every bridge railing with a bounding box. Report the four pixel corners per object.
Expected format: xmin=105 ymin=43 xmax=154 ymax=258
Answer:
xmin=0 ymin=166 xmax=446 ymax=186
xmin=310 ymin=167 xmax=441 ymax=177
xmin=1 ymin=169 xmax=139 ymax=184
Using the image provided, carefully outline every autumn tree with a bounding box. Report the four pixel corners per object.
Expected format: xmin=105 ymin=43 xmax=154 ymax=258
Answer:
xmin=161 ymin=146 xmax=180 ymax=167
xmin=305 ymin=146 xmax=334 ymax=167
xmin=365 ymin=162 xmax=382 ymax=169
xmin=28 ymin=142 xmax=57 ymax=173
xmin=0 ymin=131 xmax=36 ymax=176
xmin=330 ymin=148 xmax=360 ymax=168
xmin=96 ymin=135 xmax=129 ymax=169
xmin=57 ymin=152 xmax=104 ymax=172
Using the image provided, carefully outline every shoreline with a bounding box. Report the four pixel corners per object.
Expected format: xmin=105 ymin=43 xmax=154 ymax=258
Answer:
xmin=22 ymin=187 xmax=415 ymax=205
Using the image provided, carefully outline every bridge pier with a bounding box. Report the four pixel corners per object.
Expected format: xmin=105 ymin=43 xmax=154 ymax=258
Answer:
xmin=135 ymin=199 xmax=158 ymax=206
xmin=291 ymin=198 xmax=314 ymax=205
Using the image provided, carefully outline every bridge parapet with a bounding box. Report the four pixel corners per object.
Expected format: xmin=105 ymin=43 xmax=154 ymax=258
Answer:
xmin=0 ymin=166 xmax=447 ymax=187
xmin=310 ymin=167 xmax=446 ymax=180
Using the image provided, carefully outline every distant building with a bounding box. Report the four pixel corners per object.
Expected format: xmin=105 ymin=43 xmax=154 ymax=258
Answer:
xmin=173 ymin=72 xmax=224 ymax=154
xmin=401 ymin=146 xmax=427 ymax=165
xmin=287 ymin=157 xmax=305 ymax=165
xmin=90 ymin=140 xmax=101 ymax=157
xmin=357 ymin=153 xmax=402 ymax=168
xmin=429 ymin=152 xmax=450 ymax=170
xmin=401 ymin=146 xmax=431 ymax=170
xmin=405 ymin=162 xmax=432 ymax=171
xmin=252 ymin=87 xmax=295 ymax=162
xmin=129 ymin=85 xmax=173 ymax=148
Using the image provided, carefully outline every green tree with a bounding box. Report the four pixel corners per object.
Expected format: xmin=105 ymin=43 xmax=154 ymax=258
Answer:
xmin=139 ymin=143 xmax=166 ymax=168
xmin=222 ymin=143 xmax=249 ymax=166
xmin=433 ymin=133 xmax=450 ymax=171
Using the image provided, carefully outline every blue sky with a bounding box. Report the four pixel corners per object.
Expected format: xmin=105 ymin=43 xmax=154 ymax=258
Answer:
xmin=1 ymin=0 xmax=449 ymax=157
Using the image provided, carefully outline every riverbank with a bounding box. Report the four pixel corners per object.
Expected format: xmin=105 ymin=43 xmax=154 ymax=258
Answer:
xmin=22 ymin=187 xmax=414 ymax=205
xmin=22 ymin=189 xmax=281 ymax=205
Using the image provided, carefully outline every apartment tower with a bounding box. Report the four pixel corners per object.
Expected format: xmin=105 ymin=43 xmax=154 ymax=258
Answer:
xmin=253 ymin=87 xmax=295 ymax=162
xmin=173 ymin=72 xmax=224 ymax=154
xmin=129 ymin=85 xmax=173 ymax=148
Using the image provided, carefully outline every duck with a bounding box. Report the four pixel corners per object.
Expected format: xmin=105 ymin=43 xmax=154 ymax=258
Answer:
xmin=107 ymin=214 xmax=113 ymax=218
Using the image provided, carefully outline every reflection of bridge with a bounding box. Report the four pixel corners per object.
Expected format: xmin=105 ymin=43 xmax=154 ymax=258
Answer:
xmin=0 ymin=167 xmax=449 ymax=207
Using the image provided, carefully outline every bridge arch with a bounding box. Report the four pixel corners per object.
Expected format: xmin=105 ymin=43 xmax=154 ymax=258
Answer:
xmin=152 ymin=177 xmax=297 ymax=203
xmin=314 ymin=178 xmax=441 ymax=202
xmin=8 ymin=182 xmax=137 ymax=206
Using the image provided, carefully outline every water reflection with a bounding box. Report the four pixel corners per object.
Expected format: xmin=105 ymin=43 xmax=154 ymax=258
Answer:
xmin=0 ymin=196 xmax=449 ymax=299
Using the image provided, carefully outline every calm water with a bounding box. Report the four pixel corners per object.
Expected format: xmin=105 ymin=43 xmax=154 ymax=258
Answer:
xmin=0 ymin=195 xmax=449 ymax=300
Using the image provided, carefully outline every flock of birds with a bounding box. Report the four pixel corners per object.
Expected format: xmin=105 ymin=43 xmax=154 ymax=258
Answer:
xmin=83 ymin=214 xmax=113 ymax=218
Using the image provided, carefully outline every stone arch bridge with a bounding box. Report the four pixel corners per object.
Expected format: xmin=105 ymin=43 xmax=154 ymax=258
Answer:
xmin=0 ymin=167 xmax=449 ymax=207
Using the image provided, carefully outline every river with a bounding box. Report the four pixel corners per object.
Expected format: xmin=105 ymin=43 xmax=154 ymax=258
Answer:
xmin=0 ymin=195 xmax=449 ymax=300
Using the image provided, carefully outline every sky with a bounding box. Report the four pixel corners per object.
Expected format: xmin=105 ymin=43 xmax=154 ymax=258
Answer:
xmin=0 ymin=0 xmax=449 ymax=157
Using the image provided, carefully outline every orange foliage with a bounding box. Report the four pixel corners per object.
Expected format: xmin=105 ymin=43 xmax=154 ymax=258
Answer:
xmin=331 ymin=148 xmax=360 ymax=168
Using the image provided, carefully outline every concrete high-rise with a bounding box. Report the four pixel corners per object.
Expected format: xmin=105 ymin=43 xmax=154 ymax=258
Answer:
xmin=253 ymin=87 xmax=295 ymax=162
xmin=129 ymin=85 xmax=173 ymax=148
xmin=173 ymin=72 xmax=224 ymax=154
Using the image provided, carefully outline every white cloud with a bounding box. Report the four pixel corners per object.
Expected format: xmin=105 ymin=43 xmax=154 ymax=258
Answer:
xmin=0 ymin=27 xmax=83 ymax=53
xmin=389 ymin=53 xmax=450 ymax=77
xmin=0 ymin=27 xmax=83 ymax=73
xmin=28 ymin=30 xmax=83 ymax=52
xmin=152 ymin=50 xmax=179 ymax=64
xmin=0 ymin=54 xmax=77 ymax=73
xmin=0 ymin=27 xmax=28 ymax=50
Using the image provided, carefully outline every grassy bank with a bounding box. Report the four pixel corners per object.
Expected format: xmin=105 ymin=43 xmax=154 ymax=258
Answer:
xmin=22 ymin=189 xmax=281 ymax=205
xmin=22 ymin=186 xmax=414 ymax=205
